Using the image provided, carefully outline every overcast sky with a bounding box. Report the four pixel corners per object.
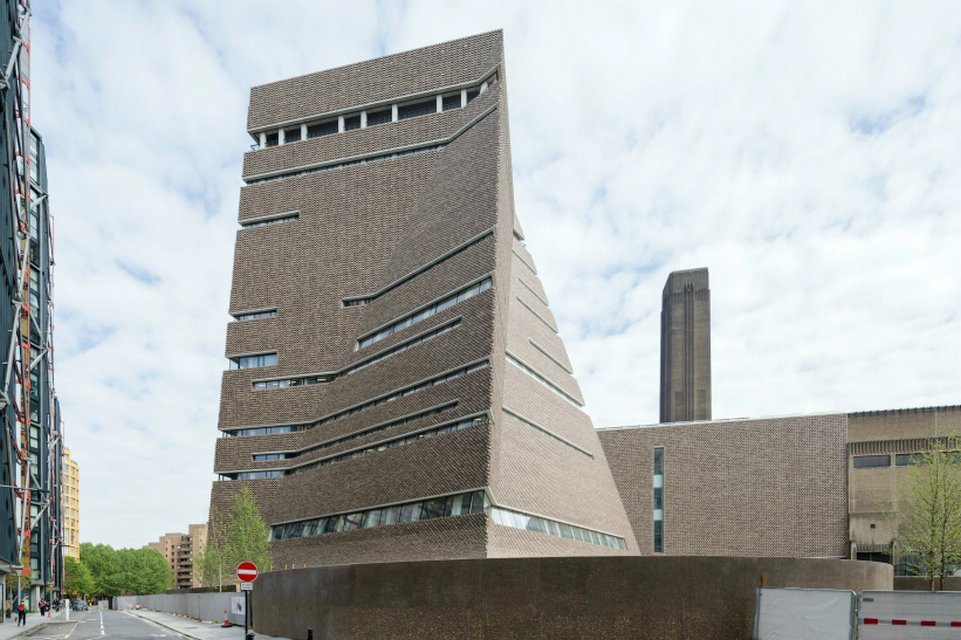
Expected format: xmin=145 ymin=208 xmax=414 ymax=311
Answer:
xmin=31 ymin=1 xmax=960 ymax=549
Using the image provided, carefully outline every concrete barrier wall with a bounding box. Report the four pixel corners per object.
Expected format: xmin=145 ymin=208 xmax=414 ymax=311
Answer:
xmin=115 ymin=592 xmax=244 ymax=625
xmin=251 ymin=556 xmax=892 ymax=640
xmin=894 ymin=576 xmax=961 ymax=591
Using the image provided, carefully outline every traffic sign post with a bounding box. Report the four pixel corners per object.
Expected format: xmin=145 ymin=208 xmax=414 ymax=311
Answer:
xmin=236 ymin=563 xmax=258 ymax=638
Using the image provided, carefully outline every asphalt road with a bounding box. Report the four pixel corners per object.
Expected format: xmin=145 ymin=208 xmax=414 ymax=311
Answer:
xmin=21 ymin=610 xmax=182 ymax=640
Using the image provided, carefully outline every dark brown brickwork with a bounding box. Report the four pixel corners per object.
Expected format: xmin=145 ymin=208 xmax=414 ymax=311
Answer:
xmin=599 ymin=414 xmax=849 ymax=557
xmin=211 ymin=31 xmax=636 ymax=566
xmin=250 ymin=556 xmax=891 ymax=640
xmin=247 ymin=31 xmax=502 ymax=130
xmin=660 ymin=268 xmax=712 ymax=422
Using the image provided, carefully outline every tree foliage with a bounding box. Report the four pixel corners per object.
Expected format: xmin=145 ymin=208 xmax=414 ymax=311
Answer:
xmin=897 ymin=436 xmax=961 ymax=591
xmin=200 ymin=486 xmax=272 ymax=589
xmin=80 ymin=543 xmax=174 ymax=595
xmin=63 ymin=557 xmax=96 ymax=597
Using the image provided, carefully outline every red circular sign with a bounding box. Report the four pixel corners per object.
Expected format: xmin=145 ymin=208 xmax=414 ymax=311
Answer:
xmin=236 ymin=561 xmax=259 ymax=583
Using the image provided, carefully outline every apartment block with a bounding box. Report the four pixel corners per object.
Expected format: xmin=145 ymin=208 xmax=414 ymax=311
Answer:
xmin=147 ymin=523 xmax=207 ymax=589
xmin=209 ymin=30 xmax=636 ymax=566
xmin=0 ymin=1 xmax=64 ymax=605
xmin=62 ymin=449 xmax=80 ymax=560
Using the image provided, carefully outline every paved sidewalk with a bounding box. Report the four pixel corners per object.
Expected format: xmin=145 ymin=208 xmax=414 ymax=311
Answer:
xmin=127 ymin=609 xmax=290 ymax=640
xmin=0 ymin=610 xmax=69 ymax=640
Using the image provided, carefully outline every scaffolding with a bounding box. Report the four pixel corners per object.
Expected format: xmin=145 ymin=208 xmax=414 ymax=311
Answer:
xmin=0 ymin=0 xmax=62 ymax=605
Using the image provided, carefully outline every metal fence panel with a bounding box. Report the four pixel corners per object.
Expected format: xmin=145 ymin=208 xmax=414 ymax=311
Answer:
xmin=754 ymin=588 xmax=856 ymax=640
xmin=858 ymin=590 xmax=961 ymax=639
xmin=115 ymin=592 xmax=243 ymax=625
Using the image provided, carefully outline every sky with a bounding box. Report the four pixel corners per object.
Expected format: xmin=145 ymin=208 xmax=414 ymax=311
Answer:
xmin=30 ymin=1 xmax=960 ymax=549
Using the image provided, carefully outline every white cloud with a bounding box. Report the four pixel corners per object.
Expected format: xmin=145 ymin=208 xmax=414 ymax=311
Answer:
xmin=30 ymin=0 xmax=961 ymax=547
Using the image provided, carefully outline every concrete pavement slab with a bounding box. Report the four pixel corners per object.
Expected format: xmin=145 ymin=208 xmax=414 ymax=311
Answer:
xmin=128 ymin=609 xmax=290 ymax=640
xmin=0 ymin=611 xmax=69 ymax=640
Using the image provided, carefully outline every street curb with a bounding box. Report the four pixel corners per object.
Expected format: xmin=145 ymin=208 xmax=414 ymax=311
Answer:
xmin=127 ymin=610 xmax=213 ymax=640
xmin=1 ymin=617 xmax=72 ymax=640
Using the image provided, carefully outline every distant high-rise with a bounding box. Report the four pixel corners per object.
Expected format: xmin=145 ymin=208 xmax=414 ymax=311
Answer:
xmin=209 ymin=31 xmax=636 ymax=566
xmin=62 ymin=449 xmax=80 ymax=560
xmin=659 ymin=268 xmax=711 ymax=422
xmin=147 ymin=523 xmax=207 ymax=589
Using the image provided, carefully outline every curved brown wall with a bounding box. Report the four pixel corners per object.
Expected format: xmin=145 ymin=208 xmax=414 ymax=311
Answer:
xmin=251 ymin=556 xmax=891 ymax=640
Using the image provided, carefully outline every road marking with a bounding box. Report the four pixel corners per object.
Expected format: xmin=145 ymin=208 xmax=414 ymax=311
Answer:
xmin=99 ymin=610 xmax=104 ymax=636
xmin=62 ymin=618 xmax=83 ymax=640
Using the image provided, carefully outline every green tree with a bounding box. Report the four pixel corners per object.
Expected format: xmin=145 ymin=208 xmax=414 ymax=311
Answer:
xmin=63 ymin=557 xmax=96 ymax=598
xmin=80 ymin=543 xmax=173 ymax=595
xmin=896 ymin=436 xmax=961 ymax=591
xmin=114 ymin=548 xmax=173 ymax=595
xmin=200 ymin=486 xmax=272 ymax=589
xmin=81 ymin=543 xmax=122 ymax=596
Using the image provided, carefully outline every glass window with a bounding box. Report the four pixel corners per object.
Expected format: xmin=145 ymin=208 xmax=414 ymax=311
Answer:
xmin=365 ymin=509 xmax=382 ymax=528
xmin=234 ymin=309 xmax=278 ymax=321
xmin=264 ymin=132 xmax=279 ymax=147
xmin=435 ymin=297 xmax=457 ymax=313
xmin=344 ymin=114 xmax=361 ymax=131
xmin=853 ymin=455 xmax=890 ymax=468
xmin=653 ymin=520 xmax=663 ymax=553
xmin=411 ymin=308 xmax=433 ymax=324
xmin=366 ymin=109 xmax=392 ymax=126
xmin=343 ymin=512 xmax=365 ymax=530
xmin=283 ymin=127 xmax=301 ymax=143
xmin=422 ymin=497 xmax=450 ymax=520
xmin=466 ymin=89 xmax=480 ymax=103
xmin=653 ymin=447 xmax=664 ymax=476
xmin=895 ymin=453 xmax=923 ymax=466
xmin=229 ymin=353 xmax=278 ymax=369
xmin=383 ymin=505 xmax=401 ymax=525
xmin=29 ymin=209 xmax=39 ymax=239
xmin=398 ymin=98 xmax=437 ymax=120
xmin=308 ymin=120 xmax=338 ymax=138
xmin=653 ymin=487 xmax=663 ymax=510
xmin=442 ymin=94 xmax=462 ymax=111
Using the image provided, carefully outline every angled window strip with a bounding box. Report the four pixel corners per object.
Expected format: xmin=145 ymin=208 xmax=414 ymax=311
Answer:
xmin=251 ymin=401 xmax=458 ymax=459
xmin=248 ymin=66 xmax=499 ymax=137
xmin=357 ymin=278 xmax=491 ymax=350
xmin=251 ymin=318 xmax=462 ymax=390
xmin=227 ymin=413 xmax=488 ymax=478
xmin=342 ymin=228 xmax=494 ymax=306
xmin=270 ymin=489 xmax=488 ymax=541
xmin=489 ymin=506 xmax=627 ymax=551
xmin=245 ymin=102 xmax=498 ymax=183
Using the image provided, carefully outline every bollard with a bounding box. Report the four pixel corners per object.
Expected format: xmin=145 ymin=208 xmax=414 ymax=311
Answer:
xmin=307 ymin=629 xmax=313 ymax=640
xmin=246 ymin=632 xmax=255 ymax=640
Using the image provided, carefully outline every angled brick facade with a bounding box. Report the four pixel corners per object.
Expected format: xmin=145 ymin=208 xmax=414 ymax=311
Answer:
xmin=210 ymin=31 xmax=637 ymax=566
xmin=599 ymin=414 xmax=849 ymax=557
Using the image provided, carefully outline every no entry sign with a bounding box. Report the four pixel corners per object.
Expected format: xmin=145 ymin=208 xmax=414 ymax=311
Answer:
xmin=236 ymin=561 xmax=259 ymax=583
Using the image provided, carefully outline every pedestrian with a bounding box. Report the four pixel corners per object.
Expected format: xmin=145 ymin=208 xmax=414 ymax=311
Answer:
xmin=39 ymin=598 xmax=47 ymax=617
xmin=16 ymin=600 xmax=26 ymax=626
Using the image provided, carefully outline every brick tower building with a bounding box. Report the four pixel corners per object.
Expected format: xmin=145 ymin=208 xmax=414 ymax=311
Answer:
xmin=659 ymin=268 xmax=712 ymax=422
xmin=209 ymin=31 xmax=636 ymax=566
